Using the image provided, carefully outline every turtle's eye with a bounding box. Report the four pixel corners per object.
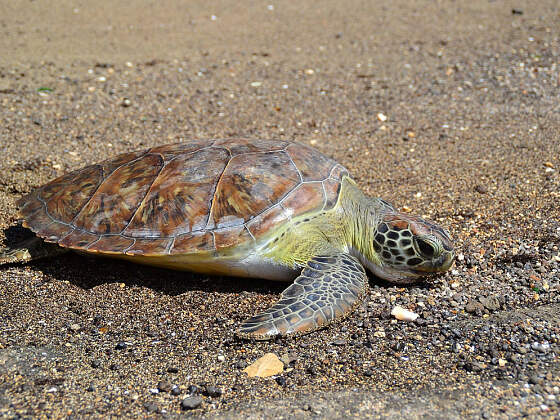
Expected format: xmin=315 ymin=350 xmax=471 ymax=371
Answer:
xmin=414 ymin=237 xmax=437 ymax=258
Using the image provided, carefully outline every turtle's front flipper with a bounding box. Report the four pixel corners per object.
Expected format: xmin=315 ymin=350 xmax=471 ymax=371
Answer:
xmin=237 ymin=253 xmax=369 ymax=340
xmin=0 ymin=237 xmax=67 ymax=265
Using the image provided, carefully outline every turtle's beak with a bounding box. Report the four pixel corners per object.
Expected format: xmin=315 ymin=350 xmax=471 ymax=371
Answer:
xmin=413 ymin=249 xmax=455 ymax=274
xmin=434 ymin=250 xmax=455 ymax=272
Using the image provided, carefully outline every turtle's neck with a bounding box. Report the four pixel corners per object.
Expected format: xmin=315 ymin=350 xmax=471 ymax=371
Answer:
xmin=258 ymin=176 xmax=385 ymax=271
xmin=337 ymin=177 xmax=385 ymax=270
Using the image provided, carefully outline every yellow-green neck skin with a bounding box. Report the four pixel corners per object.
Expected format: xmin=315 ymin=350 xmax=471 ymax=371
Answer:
xmin=261 ymin=177 xmax=382 ymax=269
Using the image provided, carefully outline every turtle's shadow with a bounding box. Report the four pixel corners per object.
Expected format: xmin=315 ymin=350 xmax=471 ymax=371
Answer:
xmin=3 ymin=226 xmax=286 ymax=296
xmin=29 ymin=253 xmax=287 ymax=296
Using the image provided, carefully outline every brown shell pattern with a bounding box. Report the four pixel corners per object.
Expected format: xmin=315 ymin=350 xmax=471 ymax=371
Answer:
xmin=18 ymin=139 xmax=350 ymax=256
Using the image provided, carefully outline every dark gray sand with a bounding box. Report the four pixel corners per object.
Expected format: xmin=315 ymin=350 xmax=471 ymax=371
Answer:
xmin=1 ymin=0 xmax=559 ymax=418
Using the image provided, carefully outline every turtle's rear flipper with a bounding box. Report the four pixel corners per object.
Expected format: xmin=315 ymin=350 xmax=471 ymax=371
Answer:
xmin=0 ymin=237 xmax=67 ymax=265
xmin=237 ymin=253 xmax=369 ymax=340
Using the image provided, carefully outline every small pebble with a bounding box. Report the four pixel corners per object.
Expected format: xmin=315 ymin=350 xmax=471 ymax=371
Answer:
xmin=115 ymin=342 xmax=127 ymax=350
xmin=205 ymin=385 xmax=223 ymax=398
xmin=275 ymin=376 xmax=287 ymax=386
xmin=474 ymin=185 xmax=488 ymax=194
xmin=465 ymin=300 xmax=483 ymax=313
xmin=529 ymin=375 xmax=543 ymax=385
xmin=143 ymin=403 xmax=158 ymax=413
xmin=157 ymin=380 xmax=172 ymax=392
xmin=181 ymin=396 xmax=203 ymax=410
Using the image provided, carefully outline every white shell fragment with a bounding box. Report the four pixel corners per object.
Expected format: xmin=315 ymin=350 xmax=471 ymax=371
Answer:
xmin=391 ymin=306 xmax=419 ymax=322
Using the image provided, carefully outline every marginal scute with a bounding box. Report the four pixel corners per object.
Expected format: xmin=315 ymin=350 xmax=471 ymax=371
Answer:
xmin=171 ymin=231 xmax=215 ymax=254
xmin=282 ymin=182 xmax=325 ymax=217
xmin=74 ymin=154 xmax=164 ymax=235
xmin=59 ymin=230 xmax=99 ymax=249
xmin=89 ymin=235 xmax=135 ymax=253
xmin=36 ymin=221 xmax=73 ymax=243
xmin=23 ymin=206 xmax=53 ymax=231
xmin=125 ymin=238 xmax=172 ymax=255
xmin=214 ymin=225 xmax=254 ymax=250
xmin=329 ymin=164 xmax=349 ymax=181
xmin=246 ymin=205 xmax=289 ymax=238
xmin=17 ymin=193 xmax=43 ymax=216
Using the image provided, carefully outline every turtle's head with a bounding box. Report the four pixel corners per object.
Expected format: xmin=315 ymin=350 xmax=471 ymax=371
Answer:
xmin=364 ymin=209 xmax=455 ymax=284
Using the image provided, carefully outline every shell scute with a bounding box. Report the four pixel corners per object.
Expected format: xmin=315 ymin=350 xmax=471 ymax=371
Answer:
xmin=90 ymin=235 xmax=135 ymax=254
xmin=100 ymin=150 xmax=150 ymax=176
xmin=171 ymin=231 xmax=215 ymax=254
xmin=125 ymin=238 xmax=172 ymax=255
xmin=42 ymin=165 xmax=104 ymax=222
xmin=214 ymin=225 xmax=254 ymax=250
xmin=74 ymin=154 xmax=164 ymax=234
xmin=246 ymin=205 xmax=289 ymax=238
xmin=213 ymin=138 xmax=288 ymax=155
xmin=281 ymin=182 xmax=325 ymax=217
xmin=209 ymin=151 xmax=300 ymax=229
xmin=149 ymin=139 xmax=212 ymax=161
xmin=123 ymin=148 xmax=228 ymax=238
xmin=286 ymin=143 xmax=336 ymax=182
xmin=59 ymin=230 xmax=99 ymax=249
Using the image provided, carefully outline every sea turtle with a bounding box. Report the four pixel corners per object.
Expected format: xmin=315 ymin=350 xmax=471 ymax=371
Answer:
xmin=0 ymin=138 xmax=454 ymax=339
